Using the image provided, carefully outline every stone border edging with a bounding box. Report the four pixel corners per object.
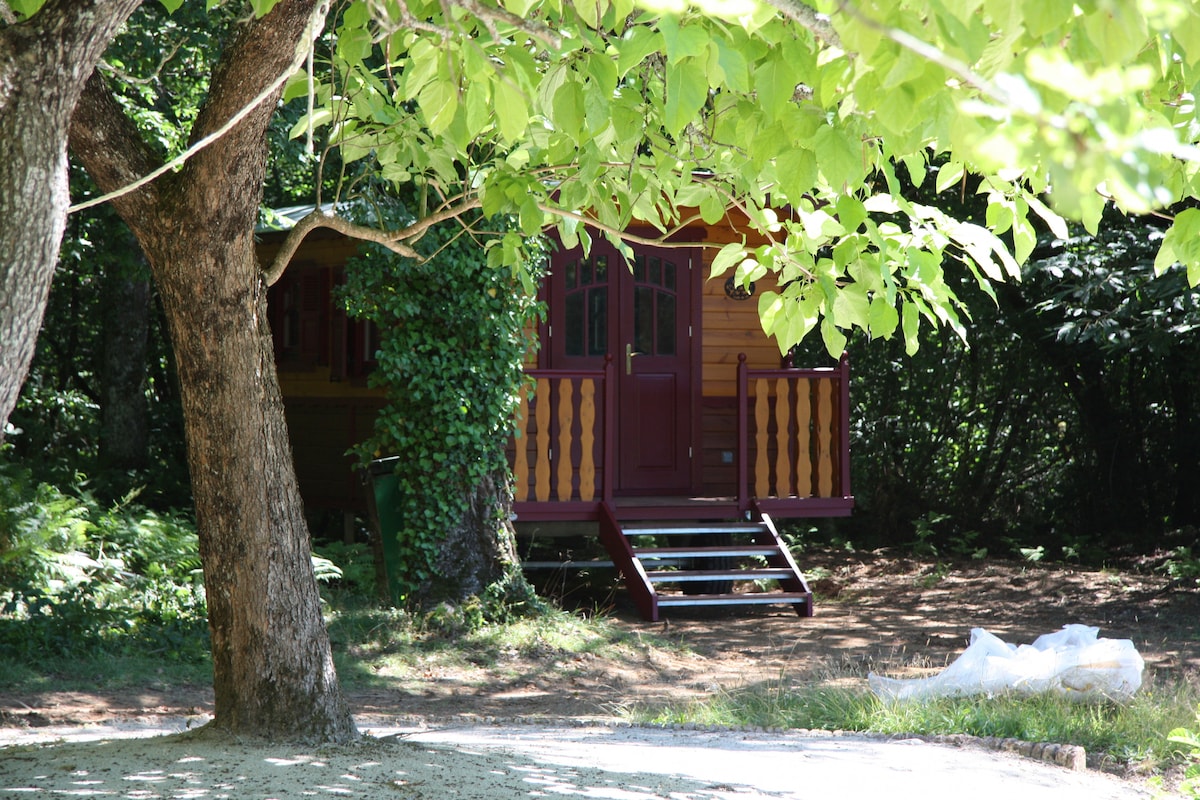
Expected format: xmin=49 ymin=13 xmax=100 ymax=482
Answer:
xmin=356 ymin=714 xmax=1087 ymax=772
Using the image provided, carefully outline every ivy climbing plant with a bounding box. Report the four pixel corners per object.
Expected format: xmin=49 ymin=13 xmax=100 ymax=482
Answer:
xmin=340 ymin=204 xmax=546 ymax=606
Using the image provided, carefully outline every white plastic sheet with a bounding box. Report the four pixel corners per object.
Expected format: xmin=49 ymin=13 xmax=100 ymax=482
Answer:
xmin=868 ymin=625 xmax=1144 ymax=703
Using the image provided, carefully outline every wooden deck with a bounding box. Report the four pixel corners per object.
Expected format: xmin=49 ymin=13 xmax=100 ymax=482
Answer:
xmin=509 ymin=354 xmax=854 ymax=523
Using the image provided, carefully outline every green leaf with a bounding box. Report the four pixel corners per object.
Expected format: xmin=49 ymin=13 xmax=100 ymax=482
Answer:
xmin=758 ymin=290 xmax=784 ymax=335
xmin=1011 ymin=206 xmax=1037 ymax=265
xmin=831 ymin=282 xmax=871 ymax=330
xmin=936 ymin=161 xmax=965 ymax=194
xmin=820 ymin=317 xmax=848 ymax=358
xmin=1023 ymin=191 xmax=1069 ymax=239
xmin=552 ymin=78 xmax=587 ymax=140
xmin=775 ymin=149 xmax=818 ymax=206
xmin=710 ymin=242 xmax=747 ymax=278
xmin=493 ymin=79 xmax=529 ymax=143
xmin=659 ymin=17 xmax=711 ymax=62
xmin=665 ymin=57 xmax=708 ymax=137
xmin=868 ymin=295 xmax=899 ymax=339
xmin=901 ymin=300 xmax=920 ymax=355
xmin=836 ymin=195 xmax=868 ymax=234
xmin=699 ymin=190 xmax=725 ymax=225
xmin=419 ymin=79 xmax=459 ymax=136
xmin=249 ymin=0 xmax=280 ymax=16
xmin=288 ymin=108 xmax=333 ymax=140
xmin=814 ymin=125 xmax=863 ymax=189
xmin=616 ymin=27 xmax=663 ymax=78
xmin=1157 ymin=208 xmax=1200 ymax=283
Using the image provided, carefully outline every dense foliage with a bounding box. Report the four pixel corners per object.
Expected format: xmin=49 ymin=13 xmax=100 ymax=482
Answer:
xmin=340 ymin=203 xmax=545 ymax=602
xmin=290 ymin=0 xmax=1200 ymax=361
xmin=832 ymin=211 xmax=1200 ymax=558
xmin=0 ymin=461 xmax=208 ymax=660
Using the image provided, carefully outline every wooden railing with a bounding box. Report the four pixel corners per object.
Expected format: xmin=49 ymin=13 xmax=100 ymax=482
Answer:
xmin=737 ymin=352 xmax=852 ymax=512
xmin=510 ymin=359 xmax=614 ymax=511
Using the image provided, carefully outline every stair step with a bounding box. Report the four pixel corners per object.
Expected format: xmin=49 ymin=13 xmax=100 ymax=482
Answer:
xmin=622 ymin=523 xmax=766 ymax=537
xmin=656 ymin=592 xmax=812 ymax=608
xmin=644 ymin=568 xmax=795 ymax=583
xmin=633 ymin=545 xmax=779 ymax=559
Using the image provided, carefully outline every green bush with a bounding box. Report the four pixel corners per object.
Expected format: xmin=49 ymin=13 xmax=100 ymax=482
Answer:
xmin=0 ymin=461 xmax=208 ymax=660
xmin=1169 ymin=706 xmax=1200 ymax=797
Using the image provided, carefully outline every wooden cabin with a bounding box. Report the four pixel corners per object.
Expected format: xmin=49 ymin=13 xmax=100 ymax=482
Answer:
xmin=261 ymin=209 xmax=854 ymax=620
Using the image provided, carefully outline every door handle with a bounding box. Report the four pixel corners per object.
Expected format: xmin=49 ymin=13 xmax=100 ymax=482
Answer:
xmin=625 ymin=343 xmax=642 ymax=375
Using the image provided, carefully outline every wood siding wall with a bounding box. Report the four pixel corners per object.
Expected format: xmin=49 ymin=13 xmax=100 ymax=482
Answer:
xmin=264 ymin=214 xmax=847 ymax=514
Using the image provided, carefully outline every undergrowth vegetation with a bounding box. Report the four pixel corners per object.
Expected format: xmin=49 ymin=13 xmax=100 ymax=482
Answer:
xmin=5 ymin=458 xmax=1200 ymax=790
xmin=0 ymin=462 xmax=207 ymax=665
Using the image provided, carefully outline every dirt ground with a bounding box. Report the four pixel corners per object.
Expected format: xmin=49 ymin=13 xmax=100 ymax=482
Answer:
xmin=2 ymin=549 xmax=1198 ymax=733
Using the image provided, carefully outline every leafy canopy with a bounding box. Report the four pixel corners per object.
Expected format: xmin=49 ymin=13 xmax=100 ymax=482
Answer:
xmin=284 ymin=0 xmax=1200 ymax=355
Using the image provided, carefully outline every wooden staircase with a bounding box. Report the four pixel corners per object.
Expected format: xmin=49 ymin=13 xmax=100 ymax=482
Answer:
xmin=597 ymin=503 xmax=813 ymax=622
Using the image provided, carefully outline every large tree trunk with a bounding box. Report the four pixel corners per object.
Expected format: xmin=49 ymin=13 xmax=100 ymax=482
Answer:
xmin=0 ymin=0 xmax=142 ymax=443
xmin=156 ymin=226 xmax=354 ymax=740
xmin=71 ymin=0 xmax=356 ymax=742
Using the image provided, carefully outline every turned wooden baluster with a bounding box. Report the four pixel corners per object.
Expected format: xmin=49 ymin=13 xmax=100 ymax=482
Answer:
xmin=579 ymin=379 xmax=596 ymax=501
xmin=534 ymin=378 xmax=551 ymax=502
xmin=514 ymin=383 xmax=531 ymax=501
xmin=774 ymin=377 xmax=791 ymax=497
xmin=795 ymin=378 xmax=812 ymax=497
xmin=816 ymin=377 xmax=833 ymax=497
xmin=754 ymin=378 xmax=770 ymax=497
xmin=556 ymin=379 xmax=575 ymax=500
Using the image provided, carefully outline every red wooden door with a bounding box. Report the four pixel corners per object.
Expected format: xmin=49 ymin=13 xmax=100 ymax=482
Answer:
xmin=548 ymin=240 xmax=696 ymax=495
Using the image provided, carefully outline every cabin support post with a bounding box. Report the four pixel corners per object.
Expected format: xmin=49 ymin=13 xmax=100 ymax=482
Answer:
xmin=603 ymin=354 xmax=615 ymax=506
xmin=838 ymin=351 xmax=851 ymax=500
xmin=736 ymin=353 xmax=749 ymax=515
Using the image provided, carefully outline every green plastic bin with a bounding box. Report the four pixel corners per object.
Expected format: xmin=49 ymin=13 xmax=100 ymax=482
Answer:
xmin=368 ymin=456 xmax=405 ymax=606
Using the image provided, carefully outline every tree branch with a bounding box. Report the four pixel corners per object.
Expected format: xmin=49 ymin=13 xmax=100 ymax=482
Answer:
xmin=0 ymin=1 xmax=17 ymax=25
xmin=71 ymin=71 xmax=165 ymax=225
xmin=762 ymin=0 xmax=840 ymax=48
xmin=538 ymin=204 xmax=717 ymax=250
xmin=263 ymin=197 xmax=483 ymax=286
xmin=70 ymin=2 xmax=326 ymax=215
xmin=366 ymin=0 xmax=560 ymax=49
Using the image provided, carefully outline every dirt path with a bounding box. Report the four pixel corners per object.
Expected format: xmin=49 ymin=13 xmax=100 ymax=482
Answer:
xmin=3 ymin=550 xmax=1197 ymax=730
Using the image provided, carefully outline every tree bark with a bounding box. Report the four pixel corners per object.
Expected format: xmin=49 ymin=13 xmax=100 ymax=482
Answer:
xmin=0 ymin=0 xmax=142 ymax=443
xmin=421 ymin=466 xmax=530 ymax=606
xmin=71 ymin=0 xmax=355 ymax=742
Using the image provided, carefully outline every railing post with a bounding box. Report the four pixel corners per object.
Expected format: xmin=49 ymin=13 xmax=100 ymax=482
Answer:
xmin=737 ymin=353 xmax=748 ymax=514
xmin=838 ymin=351 xmax=851 ymax=499
xmin=603 ymin=354 xmax=615 ymax=505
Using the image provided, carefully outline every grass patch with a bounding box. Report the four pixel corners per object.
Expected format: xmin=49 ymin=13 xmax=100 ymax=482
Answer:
xmin=325 ymin=598 xmax=657 ymax=690
xmin=628 ymin=669 xmax=1200 ymax=772
xmin=0 ymin=653 xmax=212 ymax=694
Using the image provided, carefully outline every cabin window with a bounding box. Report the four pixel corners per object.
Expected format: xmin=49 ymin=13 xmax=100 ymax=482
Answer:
xmin=564 ymin=254 xmax=608 ymax=357
xmin=633 ymin=254 xmax=678 ymax=356
xmin=280 ymin=278 xmax=301 ymax=351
